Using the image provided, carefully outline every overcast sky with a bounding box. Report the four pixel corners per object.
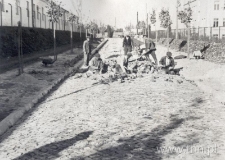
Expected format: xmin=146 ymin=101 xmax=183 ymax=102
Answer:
xmin=63 ymin=0 xmax=186 ymax=30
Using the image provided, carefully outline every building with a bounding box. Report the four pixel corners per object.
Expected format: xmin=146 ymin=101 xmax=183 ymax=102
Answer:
xmin=181 ymin=0 xmax=225 ymax=39
xmin=0 ymin=0 xmax=81 ymax=32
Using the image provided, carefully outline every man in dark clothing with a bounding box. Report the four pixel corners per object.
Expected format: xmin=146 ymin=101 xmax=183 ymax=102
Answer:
xmin=159 ymin=52 xmax=175 ymax=74
xmin=123 ymin=34 xmax=133 ymax=55
xmin=83 ymin=36 xmax=91 ymax=67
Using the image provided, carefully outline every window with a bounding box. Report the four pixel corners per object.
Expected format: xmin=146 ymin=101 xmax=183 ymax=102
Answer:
xmin=213 ymin=34 xmax=218 ymax=38
xmin=223 ymin=18 xmax=225 ymax=26
xmin=214 ymin=0 xmax=219 ymax=10
xmin=37 ymin=6 xmax=39 ymax=20
xmin=224 ymin=0 xmax=225 ymax=9
xmin=214 ymin=4 xmax=219 ymax=10
xmin=222 ymin=34 xmax=225 ymax=39
xmin=27 ymin=1 xmax=29 ymax=17
xmin=213 ymin=18 xmax=219 ymax=27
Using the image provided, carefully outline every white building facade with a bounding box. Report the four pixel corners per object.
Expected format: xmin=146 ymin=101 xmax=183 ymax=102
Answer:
xmin=181 ymin=0 xmax=225 ymax=39
xmin=0 ymin=0 xmax=80 ymax=32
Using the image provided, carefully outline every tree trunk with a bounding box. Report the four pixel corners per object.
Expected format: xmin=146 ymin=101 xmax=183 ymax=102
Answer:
xmin=167 ymin=27 xmax=169 ymax=51
xmin=18 ymin=22 xmax=22 ymax=75
xmin=54 ymin=22 xmax=57 ymax=60
xmin=187 ymin=24 xmax=190 ymax=59
xmin=71 ymin=23 xmax=73 ymax=54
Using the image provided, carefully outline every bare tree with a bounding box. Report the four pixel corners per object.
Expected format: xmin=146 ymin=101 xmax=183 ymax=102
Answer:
xmin=67 ymin=13 xmax=79 ymax=53
xmin=99 ymin=24 xmax=107 ymax=37
xmin=46 ymin=0 xmax=63 ymax=61
xmin=150 ymin=9 xmax=156 ymax=41
xmin=137 ymin=21 xmax=146 ymax=35
xmin=159 ymin=8 xmax=173 ymax=51
xmin=178 ymin=4 xmax=192 ymax=58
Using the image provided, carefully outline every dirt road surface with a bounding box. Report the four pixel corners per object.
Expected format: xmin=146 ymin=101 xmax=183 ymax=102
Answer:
xmin=0 ymin=38 xmax=225 ymax=160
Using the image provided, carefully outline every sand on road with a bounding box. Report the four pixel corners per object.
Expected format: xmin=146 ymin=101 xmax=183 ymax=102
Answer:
xmin=0 ymin=38 xmax=225 ymax=160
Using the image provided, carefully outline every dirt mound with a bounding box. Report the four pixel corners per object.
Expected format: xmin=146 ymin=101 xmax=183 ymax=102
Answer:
xmin=14 ymin=73 xmax=44 ymax=85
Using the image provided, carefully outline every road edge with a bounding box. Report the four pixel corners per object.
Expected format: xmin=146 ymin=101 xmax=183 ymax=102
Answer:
xmin=0 ymin=38 xmax=108 ymax=137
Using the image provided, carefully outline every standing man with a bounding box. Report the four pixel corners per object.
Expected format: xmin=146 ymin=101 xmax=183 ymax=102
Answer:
xmin=143 ymin=38 xmax=158 ymax=65
xmin=83 ymin=36 xmax=91 ymax=67
xmin=123 ymin=33 xmax=133 ymax=55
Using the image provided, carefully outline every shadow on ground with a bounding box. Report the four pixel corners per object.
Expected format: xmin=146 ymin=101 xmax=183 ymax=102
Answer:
xmin=13 ymin=131 xmax=93 ymax=160
xmin=72 ymin=118 xmax=185 ymax=160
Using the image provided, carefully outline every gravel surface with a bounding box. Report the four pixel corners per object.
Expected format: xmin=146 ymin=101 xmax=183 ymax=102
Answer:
xmin=0 ymin=38 xmax=225 ymax=160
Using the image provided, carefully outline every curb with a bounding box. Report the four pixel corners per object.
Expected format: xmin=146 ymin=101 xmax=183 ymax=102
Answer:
xmin=0 ymin=39 xmax=108 ymax=137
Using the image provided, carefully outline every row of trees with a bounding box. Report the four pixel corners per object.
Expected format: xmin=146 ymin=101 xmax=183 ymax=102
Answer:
xmin=125 ymin=6 xmax=192 ymax=58
xmin=17 ymin=0 xmax=113 ymax=75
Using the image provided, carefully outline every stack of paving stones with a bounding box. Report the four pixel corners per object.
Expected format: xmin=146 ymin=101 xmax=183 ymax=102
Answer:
xmin=159 ymin=37 xmax=225 ymax=63
xmin=204 ymin=42 xmax=225 ymax=63
xmin=169 ymin=39 xmax=186 ymax=51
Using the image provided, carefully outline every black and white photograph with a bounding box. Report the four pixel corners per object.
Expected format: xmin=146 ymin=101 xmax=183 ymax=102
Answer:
xmin=0 ymin=0 xmax=225 ymax=159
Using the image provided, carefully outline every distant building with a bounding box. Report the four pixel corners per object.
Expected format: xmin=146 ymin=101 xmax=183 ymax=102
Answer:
xmin=0 ymin=0 xmax=80 ymax=32
xmin=181 ymin=0 xmax=225 ymax=38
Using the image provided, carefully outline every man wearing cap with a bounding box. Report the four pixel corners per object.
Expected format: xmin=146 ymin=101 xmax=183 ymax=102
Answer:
xmin=89 ymin=52 xmax=108 ymax=74
xmin=83 ymin=36 xmax=91 ymax=67
xmin=159 ymin=52 xmax=175 ymax=74
xmin=123 ymin=33 xmax=133 ymax=55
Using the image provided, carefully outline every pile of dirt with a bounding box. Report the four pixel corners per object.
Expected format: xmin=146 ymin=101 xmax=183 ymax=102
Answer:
xmin=14 ymin=73 xmax=47 ymax=86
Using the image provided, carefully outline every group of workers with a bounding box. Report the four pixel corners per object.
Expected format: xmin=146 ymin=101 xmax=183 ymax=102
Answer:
xmin=82 ymin=33 xmax=177 ymax=77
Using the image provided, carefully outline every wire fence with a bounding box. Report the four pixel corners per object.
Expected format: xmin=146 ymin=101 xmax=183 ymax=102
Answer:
xmin=150 ymin=27 xmax=225 ymax=43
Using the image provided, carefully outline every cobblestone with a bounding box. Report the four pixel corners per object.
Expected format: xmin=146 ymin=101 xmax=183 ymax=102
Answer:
xmin=0 ymin=39 xmax=225 ymax=160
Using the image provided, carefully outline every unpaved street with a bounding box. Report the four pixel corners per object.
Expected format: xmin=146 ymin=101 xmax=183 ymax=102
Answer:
xmin=0 ymin=38 xmax=225 ymax=160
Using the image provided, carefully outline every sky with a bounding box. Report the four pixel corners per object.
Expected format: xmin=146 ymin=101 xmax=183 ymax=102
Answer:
xmin=62 ymin=0 xmax=187 ymax=30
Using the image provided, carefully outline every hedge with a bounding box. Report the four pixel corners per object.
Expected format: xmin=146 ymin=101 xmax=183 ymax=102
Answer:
xmin=0 ymin=26 xmax=87 ymax=58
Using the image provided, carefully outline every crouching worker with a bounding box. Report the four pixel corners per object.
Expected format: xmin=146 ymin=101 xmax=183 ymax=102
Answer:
xmin=119 ymin=52 xmax=134 ymax=74
xmin=159 ymin=52 xmax=175 ymax=74
xmin=89 ymin=53 xmax=107 ymax=74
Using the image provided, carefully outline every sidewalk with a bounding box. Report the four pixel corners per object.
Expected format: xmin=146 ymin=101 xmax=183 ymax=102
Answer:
xmin=0 ymin=39 xmax=105 ymax=129
xmin=0 ymin=42 xmax=83 ymax=74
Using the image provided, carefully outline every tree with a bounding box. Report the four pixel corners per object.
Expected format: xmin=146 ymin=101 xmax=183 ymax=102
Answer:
xmin=178 ymin=4 xmax=192 ymax=58
xmin=46 ymin=0 xmax=63 ymax=60
xmin=89 ymin=21 xmax=98 ymax=39
xmin=159 ymin=8 xmax=172 ymax=51
xmin=85 ymin=21 xmax=98 ymax=39
xmin=75 ymin=0 xmax=82 ymax=39
xmin=125 ymin=25 xmax=131 ymax=32
xmin=107 ymin=25 xmax=114 ymax=38
xmin=67 ymin=13 xmax=79 ymax=53
xmin=99 ymin=24 xmax=107 ymax=37
xmin=150 ymin=9 xmax=157 ymax=41
xmin=137 ymin=21 xmax=146 ymax=34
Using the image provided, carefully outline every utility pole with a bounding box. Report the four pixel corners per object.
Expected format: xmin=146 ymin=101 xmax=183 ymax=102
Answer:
xmin=31 ymin=0 xmax=34 ymax=28
xmin=137 ymin=12 xmax=138 ymax=35
xmin=146 ymin=3 xmax=147 ymax=36
xmin=176 ymin=0 xmax=179 ymax=39
xmin=147 ymin=13 xmax=149 ymax=38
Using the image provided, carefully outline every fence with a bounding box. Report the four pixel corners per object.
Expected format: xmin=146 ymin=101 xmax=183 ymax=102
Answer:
xmin=149 ymin=26 xmax=225 ymax=43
